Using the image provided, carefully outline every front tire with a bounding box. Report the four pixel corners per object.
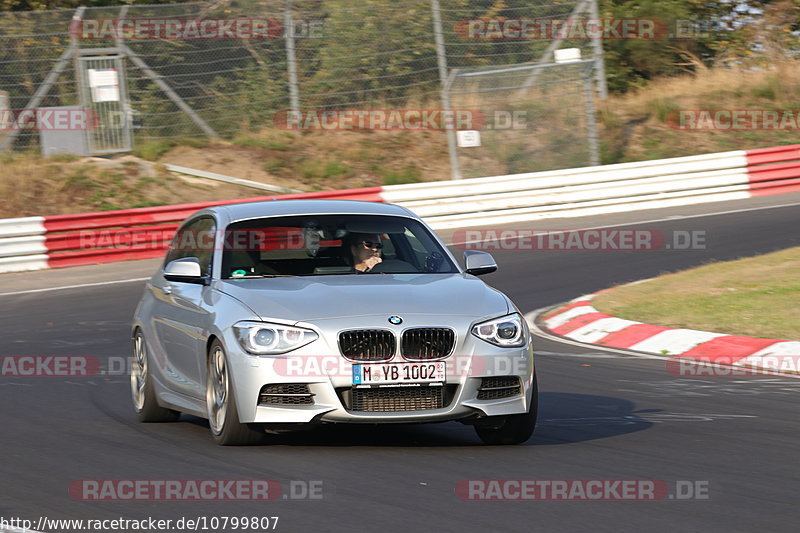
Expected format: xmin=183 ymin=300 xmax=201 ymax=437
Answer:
xmin=206 ymin=339 xmax=266 ymax=446
xmin=475 ymin=374 xmax=538 ymax=445
xmin=131 ymin=330 xmax=180 ymax=423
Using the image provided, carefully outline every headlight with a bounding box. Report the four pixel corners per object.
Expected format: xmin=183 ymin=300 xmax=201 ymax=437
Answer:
xmin=471 ymin=314 xmax=526 ymax=347
xmin=233 ymin=321 xmax=318 ymax=355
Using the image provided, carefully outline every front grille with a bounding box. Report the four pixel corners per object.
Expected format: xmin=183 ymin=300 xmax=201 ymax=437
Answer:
xmin=477 ymin=376 xmax=521 ymax=400
xmin=258 ymin=384 xmax=314 ymax=405
xmin=339 ymin=329 xmax=396 ymax=361
xmin=402 ymin=328 xmax=456 ymax=360
xmin=337 ymin=385 xmax=457 ymax=412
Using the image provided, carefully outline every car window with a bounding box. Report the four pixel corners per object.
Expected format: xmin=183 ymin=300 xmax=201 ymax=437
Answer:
xmin=220 ymin=214 xmax=457 ymax=278
xmin=163 ymin=216 xmax=216 ymax=276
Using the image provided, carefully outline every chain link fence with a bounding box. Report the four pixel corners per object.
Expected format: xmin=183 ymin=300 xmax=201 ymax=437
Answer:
xmin=0 ymin=0 xmax=603 ymax=178
xmin=447 ymin=60 xmax=599 ymax=179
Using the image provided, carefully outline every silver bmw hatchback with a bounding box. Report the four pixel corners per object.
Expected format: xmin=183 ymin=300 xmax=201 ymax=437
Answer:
xmin=131 ymin=200 xmax=536 ymax=445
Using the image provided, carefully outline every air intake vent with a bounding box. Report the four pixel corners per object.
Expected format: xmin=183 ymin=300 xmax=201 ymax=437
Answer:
xmin=339 ymin=329 xmax=396 ymax=361
xmin=477 ymin=376 xmax=521 ymax=400
xmin=258 ymin=384 xmax=314 ymax=405
xmin=401 ymin=328 xmax=455 ymax=360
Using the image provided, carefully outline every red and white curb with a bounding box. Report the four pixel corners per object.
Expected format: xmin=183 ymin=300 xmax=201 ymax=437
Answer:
xmin=532 ymin=292 xmax=800 ymax=375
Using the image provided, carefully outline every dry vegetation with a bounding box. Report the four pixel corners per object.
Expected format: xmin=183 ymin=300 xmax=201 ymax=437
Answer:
xmin=599 ymin=61 xmax=800 ymax=163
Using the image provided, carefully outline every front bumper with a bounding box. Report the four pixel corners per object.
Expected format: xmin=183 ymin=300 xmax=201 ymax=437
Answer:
xmin=222 ymin=323 xmax=535 ymax=424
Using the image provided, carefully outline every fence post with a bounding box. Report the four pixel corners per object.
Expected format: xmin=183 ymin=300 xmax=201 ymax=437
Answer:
xmin=431 ymin=0 xmax=461 ymax=180
xmin=584 ymin=64 xmax=600 ymax=166
xmin=285 ymin=0 xmax=300 ymax=116
xmin=589 ymin=0 xmax=608 ymax=99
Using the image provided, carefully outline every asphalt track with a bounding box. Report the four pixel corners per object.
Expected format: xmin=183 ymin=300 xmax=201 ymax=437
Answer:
xmin=2 ymin=193 xmax=800 ymax=533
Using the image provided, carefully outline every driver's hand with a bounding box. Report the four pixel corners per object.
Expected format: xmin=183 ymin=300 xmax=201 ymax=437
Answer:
xmin=364 ymin=256 xmax=382 ymax=271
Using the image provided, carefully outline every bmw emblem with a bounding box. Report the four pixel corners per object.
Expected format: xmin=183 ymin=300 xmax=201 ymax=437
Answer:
xmin=388 ymin=315 xmax=403 ymax=325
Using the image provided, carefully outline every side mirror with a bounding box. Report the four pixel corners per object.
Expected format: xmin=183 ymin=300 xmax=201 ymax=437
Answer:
xmin=164 ymin=257 xmax=208 ymax=284
xmin=464 ymin=251 xmax=497 ymax=276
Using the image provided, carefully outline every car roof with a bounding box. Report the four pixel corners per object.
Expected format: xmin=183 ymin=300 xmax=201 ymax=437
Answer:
xmin=200 ymin=199 xmax=416 ymax=225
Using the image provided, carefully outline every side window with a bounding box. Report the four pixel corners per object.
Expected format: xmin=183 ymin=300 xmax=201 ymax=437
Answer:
xmin=163 ymin=217 xmax=217 ymax=276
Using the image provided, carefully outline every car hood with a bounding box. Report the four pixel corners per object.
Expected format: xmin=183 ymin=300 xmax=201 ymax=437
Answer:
xmin=216 ymin=273 xmax=510 ymax=322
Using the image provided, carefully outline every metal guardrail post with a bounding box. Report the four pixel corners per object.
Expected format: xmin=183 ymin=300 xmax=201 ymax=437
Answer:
xmin=285 ymin=0 xmax=300 ymax=116
xmin=431 ymin=0 xmax=461 ymax=180
xmin=584 ymin=63 xmax=600 ymax=166
xmin=589 ymin=0 xmax=608 ymax=99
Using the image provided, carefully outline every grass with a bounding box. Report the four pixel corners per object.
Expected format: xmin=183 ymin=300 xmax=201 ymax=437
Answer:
xmin=381 ymin=164 xmax=421 ymax=185
xmin=591 ymin=247 xmax=800 ymax=340
xmin=232 ymin=134 xmax=293 ymax=151
xmin=297 ymin=159 xmax=353 ymax=179
xmin=262 ymin=158 xmax=285 ymax=174
xmin=133 ymin=138 xmax=208 ymax=161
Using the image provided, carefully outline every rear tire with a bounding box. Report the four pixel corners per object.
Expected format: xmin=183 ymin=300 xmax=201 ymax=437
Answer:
xmin=206 ymin=339 xmax=266 ymax=446
xmin=475 ymin=374 xmax=538 ymax=445
xmin=131 ymin=330 xmax=180 ymax=423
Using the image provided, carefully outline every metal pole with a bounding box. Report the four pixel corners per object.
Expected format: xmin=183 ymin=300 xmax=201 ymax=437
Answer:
xmin=284 ymin=0 xmax=300 ymax=115
xmin=516 ymin=0 xmax=590 ymax=98
xmin=583 ymin=64 xmax=600 ymax=166
xmin=120 ymin=44 xmax=220 ymax=139
xmin=431 ymin=0 xmax=461 ymax=180
xmin=114 ymin=5 xmax=132 ymax=151
xmin=0 ymin=7 xmax=83 ymax=152
xmin=589 ymin=0 xmax=608 ymax=99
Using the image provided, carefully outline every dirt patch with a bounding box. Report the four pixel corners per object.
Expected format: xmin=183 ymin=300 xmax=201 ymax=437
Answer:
xmin=158 ymin=129 xmax=453 ymax=192
xmin=0 ymin=154 xmax=266 ymax=218
xmin=0 ymin=128 xmax=454 ymax=218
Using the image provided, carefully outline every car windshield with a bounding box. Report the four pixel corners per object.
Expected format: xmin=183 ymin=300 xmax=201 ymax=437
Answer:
xmin=220 ymin=214 xmax=458 ymax=278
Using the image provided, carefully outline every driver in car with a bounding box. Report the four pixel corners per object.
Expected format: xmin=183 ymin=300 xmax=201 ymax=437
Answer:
xmin=346 ymin=232 xmax=384 ymax=272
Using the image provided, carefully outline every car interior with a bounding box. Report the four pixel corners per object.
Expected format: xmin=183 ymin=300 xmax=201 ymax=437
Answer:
xmin=220 ymin=215 xmax=451 ymax=278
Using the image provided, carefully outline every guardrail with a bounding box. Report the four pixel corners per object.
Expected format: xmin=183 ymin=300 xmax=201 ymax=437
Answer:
xmin=2 ymin=144 xmax=800 ymax=274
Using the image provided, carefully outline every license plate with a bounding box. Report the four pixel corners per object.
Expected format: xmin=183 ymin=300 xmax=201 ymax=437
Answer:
xmin=352 ymin=362 xmax=446 ymax=386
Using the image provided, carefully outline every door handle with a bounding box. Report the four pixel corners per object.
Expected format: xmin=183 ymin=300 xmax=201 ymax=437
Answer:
xmin=161 ymin=285 xmax=172 ymax=295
